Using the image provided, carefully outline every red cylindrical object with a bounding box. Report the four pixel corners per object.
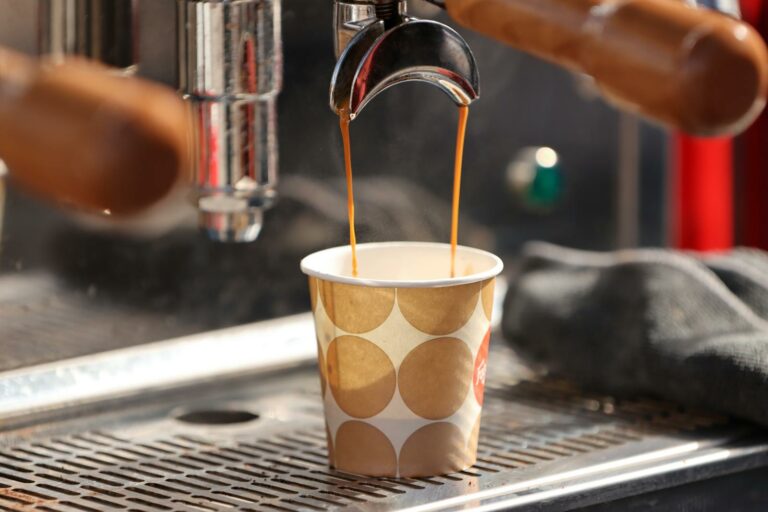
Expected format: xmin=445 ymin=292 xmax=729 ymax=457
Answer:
xmin=672 ymin=135 xmax=734 ymax=251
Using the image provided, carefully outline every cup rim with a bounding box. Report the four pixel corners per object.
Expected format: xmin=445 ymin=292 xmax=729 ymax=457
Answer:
xmin=300 ymin=241 xmax=504 ymax=288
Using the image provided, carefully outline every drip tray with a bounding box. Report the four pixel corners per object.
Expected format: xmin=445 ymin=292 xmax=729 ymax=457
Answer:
xmin=0 ymin=322 xmax=767 ymax=511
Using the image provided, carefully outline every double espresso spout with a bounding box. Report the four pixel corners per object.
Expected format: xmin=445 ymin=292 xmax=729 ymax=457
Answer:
xmin=330 ymin=0 xmax=481 ymax=119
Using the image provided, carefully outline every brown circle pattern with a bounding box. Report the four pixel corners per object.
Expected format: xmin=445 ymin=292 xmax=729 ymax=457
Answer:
xmin=326 ymin=335 xmax=396 ymax=418
xmin=398 ymin=337 xmax=473 ymax=419
xmin=399 ymin=422 xmax=471 ymax=477
xmin=320 ymin=280 xmax=395 ymax=333
xmin=309 ymin=273 xmax=497 ymax=476
xmin=398 ymin=282 xmax=481 ymax=335
xmin=335 ymin=421 xmax=396 ymax=476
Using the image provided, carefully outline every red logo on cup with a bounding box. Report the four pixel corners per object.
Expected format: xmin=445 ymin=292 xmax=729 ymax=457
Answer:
xmin=473 ymin=328 xmax=491 ymax=405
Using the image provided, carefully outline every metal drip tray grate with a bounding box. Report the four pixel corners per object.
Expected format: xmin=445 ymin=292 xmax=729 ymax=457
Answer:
xmin=0 ymin=343 xmax=766 ymax=511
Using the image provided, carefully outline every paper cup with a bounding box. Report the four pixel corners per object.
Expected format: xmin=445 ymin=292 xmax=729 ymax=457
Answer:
xmin=301 ymin=242 xmax=503 ymax=477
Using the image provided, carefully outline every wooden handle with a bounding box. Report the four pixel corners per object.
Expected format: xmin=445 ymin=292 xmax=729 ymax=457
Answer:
xmin=0 ymin=49 xmax=190 ymax=216
xmin=446 ymin=0 xmax=768 ymax=135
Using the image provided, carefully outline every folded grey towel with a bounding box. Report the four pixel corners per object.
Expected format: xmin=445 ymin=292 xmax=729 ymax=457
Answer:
xmin=502 ymin=242 xmax=768 ymax=426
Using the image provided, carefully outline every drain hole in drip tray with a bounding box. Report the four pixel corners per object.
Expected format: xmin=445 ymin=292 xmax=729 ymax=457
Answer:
xmin=175 ymin=410 xmax=259 ymax=425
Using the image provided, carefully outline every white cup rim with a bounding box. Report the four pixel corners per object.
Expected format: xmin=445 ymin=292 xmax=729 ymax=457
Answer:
xmin=300 ymin=241 xmax=504 ymax=288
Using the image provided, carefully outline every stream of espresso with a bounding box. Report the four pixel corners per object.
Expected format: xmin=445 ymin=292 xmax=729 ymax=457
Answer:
xmin=339 ymin=105 xmax=469 ymax=278
xmin=339 ymin=109 xmax=358 ymax=277
xmin=450 ymin=105 xmax=469 ymax=278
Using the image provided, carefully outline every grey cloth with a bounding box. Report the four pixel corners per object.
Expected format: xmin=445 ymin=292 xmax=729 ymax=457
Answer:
xmin=502 ymin=242 xmax=768 ymax=426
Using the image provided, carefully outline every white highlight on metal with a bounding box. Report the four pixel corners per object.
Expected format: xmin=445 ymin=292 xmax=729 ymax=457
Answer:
xmin=0 ymin=313 xmax=317 ymax=421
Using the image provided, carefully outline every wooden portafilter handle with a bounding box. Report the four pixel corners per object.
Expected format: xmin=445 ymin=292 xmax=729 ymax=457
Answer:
xmin=445 ymin=0 xmax=768 ymax=135
xmin=0 ymin=48 xmax=190 ymax=216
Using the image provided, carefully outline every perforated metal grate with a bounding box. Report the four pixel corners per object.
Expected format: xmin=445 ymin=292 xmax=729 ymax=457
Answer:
xmin=0 ymin=371 xmax=730 ymax=512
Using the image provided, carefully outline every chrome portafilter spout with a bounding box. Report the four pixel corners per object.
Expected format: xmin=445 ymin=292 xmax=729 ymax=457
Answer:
xmin=330 ymin=0 xmax=480 ymax=119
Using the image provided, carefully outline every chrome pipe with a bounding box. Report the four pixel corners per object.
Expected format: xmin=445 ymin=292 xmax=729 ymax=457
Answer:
xmin=178 ymin=0 xmax=282 ymax=242
xmin=38 ymin=0 xmax=138 ymax=72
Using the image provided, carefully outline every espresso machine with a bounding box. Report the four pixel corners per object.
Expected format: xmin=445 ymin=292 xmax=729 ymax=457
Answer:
xmin=1 ymin=1 xmax=768 ymax=510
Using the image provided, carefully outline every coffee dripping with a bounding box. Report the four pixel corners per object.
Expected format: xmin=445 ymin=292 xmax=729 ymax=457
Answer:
xmin=331 ymin=1 xmax=481 ymax=277
xmin=337 ymin=103 xmax=470 ymax=278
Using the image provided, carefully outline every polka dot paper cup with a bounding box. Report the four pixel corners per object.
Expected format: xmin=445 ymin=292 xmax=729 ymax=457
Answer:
xmin=301 ymin=242 xmax=503 ymax=477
